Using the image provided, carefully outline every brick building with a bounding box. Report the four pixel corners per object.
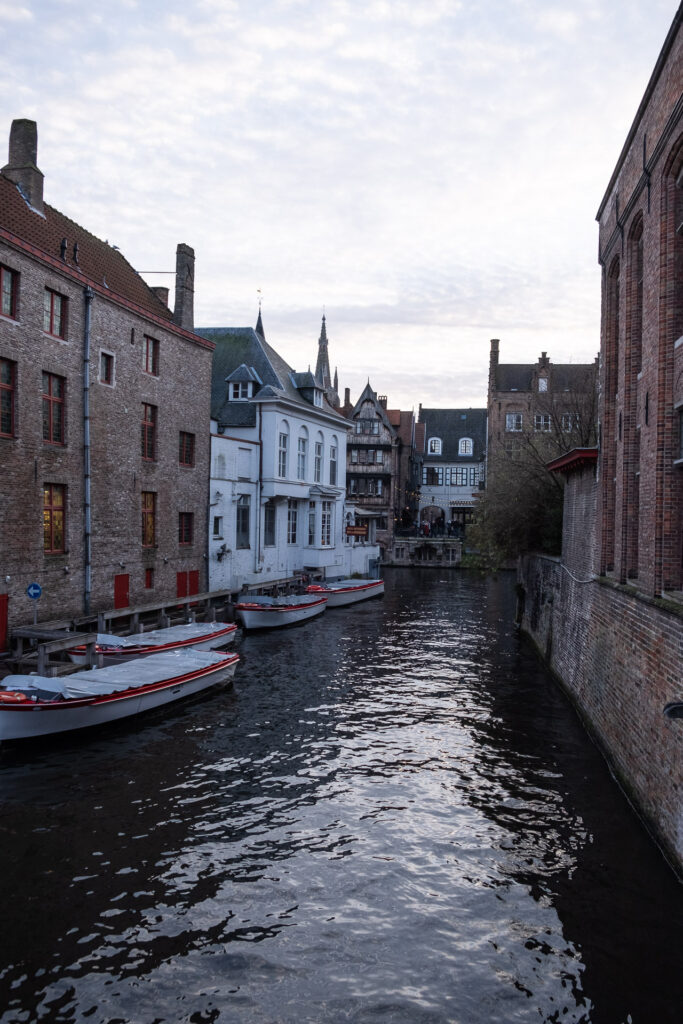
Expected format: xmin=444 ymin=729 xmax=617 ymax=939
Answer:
xmin=518 ymin=6 xmax=683 ymax=872
xmin=0 ymin=119 xmax=214 ymax=646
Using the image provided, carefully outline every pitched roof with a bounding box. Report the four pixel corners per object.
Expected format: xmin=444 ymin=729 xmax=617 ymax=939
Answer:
xmin=419 ymin=408 xmax=487 ymax=461
xmin=493 ymin=362 xmax=595 ymax=393
xmin=1 ymin=173 xmax=172 ymax=319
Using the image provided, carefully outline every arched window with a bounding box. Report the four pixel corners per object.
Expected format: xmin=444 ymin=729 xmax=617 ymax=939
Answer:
xmin=297 ymin=427 xmax=308 ymax=480
xmin=428 ymin=437 xmax=442 ymax=454
xmin=329 ymin=435 xmax=338 ymax=485
xmin=314 ymin=431 xmax=324 ymax=483
xmin=278 ymin=421 xmax=289 ymax=477
xmin=459 ymin=437 xmax=473 ymax=456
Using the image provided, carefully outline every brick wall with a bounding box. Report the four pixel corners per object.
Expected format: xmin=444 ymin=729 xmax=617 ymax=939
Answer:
xmin=518 ymin=553 xmax=683 ymax=873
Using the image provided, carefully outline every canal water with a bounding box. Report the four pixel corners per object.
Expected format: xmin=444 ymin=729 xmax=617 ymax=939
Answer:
xmin=0 ymin=570 xmax=681 ymax=1024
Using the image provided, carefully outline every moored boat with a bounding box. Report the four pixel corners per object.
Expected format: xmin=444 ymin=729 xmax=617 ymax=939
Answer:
xmin=67 ymin=621 xmax=238 ymax=665
xmin=0 ymin=648 xmax=239 ymax=741
xmin=234 ymin=593 xmax=328 ymax=629
xmin=306 ymin=578 xmax=384 ymax=607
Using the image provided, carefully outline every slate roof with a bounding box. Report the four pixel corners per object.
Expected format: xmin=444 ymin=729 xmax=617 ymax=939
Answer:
xmin=198 ymin=325 xmax=347 ymax=430
xmin=419 ymin=408 xmax=487 ymax=461
xmin=494 ymin=363 xmax=594 ymax=393
xmin=351 ymin=382 xmax=396 ymax=435
xmin=1 ymin=173 xmax=172 ymax=319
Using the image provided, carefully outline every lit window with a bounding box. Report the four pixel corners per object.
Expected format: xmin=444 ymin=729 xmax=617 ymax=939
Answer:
xmin=179 ymin=512 xmax=194 ymax=545
xmin=141 ymin=403 xmax=157 ymax=460
xmin=459 ymin=438 xmax=473 ymax=456
xmin=1 ymin=265 xmax=18 ymax=319
xmin=1 ymin=359 xmax=16 ymax=437
xmin=43 ymin=288 xmax=66 ymax=338
xmin=141 ymin=492 xmax=156 ymax=547
xmin=42 ymin=372 xmax=65 ymax=444
xmin=43 ymin=483 xmax=65 ymax=553
xmin=100 ymin=351 xmax=114 ymax=385
xmin=505 ymin=413 xmax=523 ymax=432
xmin=236 ymin=495 xmax=250 ymax=548
xmin=179 ymin=431 xmax=195 ymax=467
xmin=143 ymin=336 xmax=159 ymax=376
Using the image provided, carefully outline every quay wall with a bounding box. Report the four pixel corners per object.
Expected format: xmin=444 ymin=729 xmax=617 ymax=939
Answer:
xmin=518 ymin=554 xmax=683 ymax=875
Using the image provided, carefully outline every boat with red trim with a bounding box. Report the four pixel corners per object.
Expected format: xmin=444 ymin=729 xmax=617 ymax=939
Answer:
xmin=0 ymin=648 xmax=239 ymax=741
xmin=306 ymin=578 xmax=384 ymax=607
xmin=67 ymin=621 xmax=238 ymax=665
xmin=234 ymin=593 xmax=328 ymax=629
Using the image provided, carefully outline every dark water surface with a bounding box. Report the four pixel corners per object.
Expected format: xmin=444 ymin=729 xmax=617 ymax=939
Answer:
xmin=0 ymin=570 xmax=681 ymax=1024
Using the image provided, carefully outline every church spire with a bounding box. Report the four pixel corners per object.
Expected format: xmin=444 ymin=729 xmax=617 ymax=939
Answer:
xmin=255 ymin=293 xmax=265 ymax=339
xmin=315 ymin=314 xmax=331 ymax=388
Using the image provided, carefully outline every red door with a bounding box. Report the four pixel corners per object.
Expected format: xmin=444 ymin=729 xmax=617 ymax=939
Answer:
xmin=0 ymin=594 xmax=8 ymax=652
xmin=177 ymin=570 xmax=199 ymax=607
xmin=114 ymin=573 xmax=129 ymax=609
xmin=176 ymin=571 xmax=188 ymax=599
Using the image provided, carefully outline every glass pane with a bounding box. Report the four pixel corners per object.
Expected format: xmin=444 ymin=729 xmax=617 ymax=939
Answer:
xmin=52 ymin=511 xmax=63 ymax=551
xmin=42 ymin=398 xmax=50 ymax=441
xmin=43 ymin=510 xmax=51 ymax=551
xmin=43 ymin=290 xmax=51 ymax=331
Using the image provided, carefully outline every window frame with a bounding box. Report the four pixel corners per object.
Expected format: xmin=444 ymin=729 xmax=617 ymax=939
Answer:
xmin=287 ymin=499 xmax=298 ymax=544
xmin=42 ymin=371 xmax=66 ymax=445
xmin=43 ymin=483 xmax=66 ymax=554
xmin=264 ymin=500 xmax=276 ymax=546
xmin=236 ymin=494 xmax=250 ymax=549
xmin=141 ymin=403 xmax=157 ymax=461
xmin=505 ymin=412 xmax=523 ymax=432
xmin=297 ymin=435 xmax=307 ymax=480
xmin=43 ymin=288 xmax=67 ymax=338
xmin=179 ymin=431 xmax=195 ymax=467
xmin=458 ymin=437 xmax=473 ymax=456
xmin=329 ymin=444 xmax=337 ymax=485
xmin=1 ymin=264 xmax=18 ymax=320
xmin=314 ymin=440 xmax=323 ymax=483
xmin=428 ymin=437 xmax=442 ymax=454
xmin=141 ymin=491 xmax=156 ymax=548
xmin=99 ymin=351 xmax=115 ymax=386
xmin=143 ymin=335 xmax=160 ymax=376
xmin=321 ymin=500 xmax=332 ymax=546
xmin=534 ymin=413 xmax=552 ymax=432
xmin=0 ymin=358 xmax=16 ymax=437
xmin=178 ymin=511 xmax=194 ymax=546
xmin=278 ymin=431 xmax=288 ymax=477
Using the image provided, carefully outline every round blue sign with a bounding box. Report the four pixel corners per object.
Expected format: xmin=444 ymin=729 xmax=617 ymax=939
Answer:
xmin=26 ymin=583 xmax=42 ymax=600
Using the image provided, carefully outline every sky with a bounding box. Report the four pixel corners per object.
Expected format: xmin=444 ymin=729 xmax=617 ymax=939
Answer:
xmin=1 ymin=0 xmax=679 ymax=409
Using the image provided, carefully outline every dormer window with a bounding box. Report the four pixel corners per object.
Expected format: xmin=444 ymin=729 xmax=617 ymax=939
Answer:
xmin=314 ymin=389 xmax=323 ymax=407
xmin=428 ymin=437 xmax=442 ymax=455
xmin=231 ymin=382 xmax=252 ymax=400
xmin=459 ymin=437 xmax=473 ymax=456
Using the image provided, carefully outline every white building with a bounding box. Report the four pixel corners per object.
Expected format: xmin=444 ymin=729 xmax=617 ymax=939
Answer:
xmin=200 ymin=319 xmax=379 ymax=593
xmin=417 ymin=408 xmax=487 ymax=537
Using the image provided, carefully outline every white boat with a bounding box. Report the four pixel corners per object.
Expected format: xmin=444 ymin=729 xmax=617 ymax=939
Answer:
xmin=306 ymin=578 xmax=384 ymax=607
xmin=67 ymin=621 xmax=238 ymax=665
xmin=0 ymin=648 xmax=239 ymax=741
xmin=234 ymin=593 xmax=328 ymax=629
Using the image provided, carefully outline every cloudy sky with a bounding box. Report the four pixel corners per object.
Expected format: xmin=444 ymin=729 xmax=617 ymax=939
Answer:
xmin=1 ymin=0 xmax=679 ymax=408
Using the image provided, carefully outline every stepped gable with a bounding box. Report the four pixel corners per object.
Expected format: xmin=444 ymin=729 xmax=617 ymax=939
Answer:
xmin=0 ymin=173 xmax=172 ymax=319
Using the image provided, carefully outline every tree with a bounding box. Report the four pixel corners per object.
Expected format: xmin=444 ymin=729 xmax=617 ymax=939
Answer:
xmin=471 ymin=365 xmax=598 ymax=567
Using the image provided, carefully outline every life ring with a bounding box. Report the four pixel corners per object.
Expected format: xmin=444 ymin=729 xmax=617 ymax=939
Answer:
xmin=0 ymin=691 xmax=29 ymax=703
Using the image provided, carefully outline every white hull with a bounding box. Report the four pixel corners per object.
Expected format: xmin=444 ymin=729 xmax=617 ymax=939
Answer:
xmin=68 ymin=622 xmax=238 ymax=665
xmin=0 ymin=651 xmax=239 ymax=741
xmin=235 ymin=596 xmax=327 ymax=630
xmin=307 ymin=579 xmax=384 ymax=607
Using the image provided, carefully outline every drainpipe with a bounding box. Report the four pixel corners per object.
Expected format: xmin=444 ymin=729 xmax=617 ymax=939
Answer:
xmin=254 ymin=404 xmax=263 ymax=573
xmin=83 ymin=286 xmax=94 ymax=614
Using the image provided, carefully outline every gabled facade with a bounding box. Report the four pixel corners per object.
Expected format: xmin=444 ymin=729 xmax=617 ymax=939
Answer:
xmin=0 ymin=119 xmax=213 ymax=644
xmin=417 ymin=407 xmax=487 ymax=536
xmin=344 ymin=383 xmax=400 ymax=555
xmin=201 ymin=320 xmax=376 ymax=593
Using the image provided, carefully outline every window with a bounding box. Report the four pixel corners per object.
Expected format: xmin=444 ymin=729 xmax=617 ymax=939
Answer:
xmin=297 ymin=435 xmax=307 ymax=480
xmin=278 ymin=432 xmax=288 ymax=477
xmin=1 ymin=359 xmax=15 ymax=437
xmin=314 ymin=441 xmax=323 ymax=483
xmin=43 ymin=483 xmax=65 ymax=553
xmin=287 ymin=499 xmax=298 ymax=544
xmin=230 ymin=382 xmax=251 ymax=400
xmin=423 ymin=467 xmax=443 ymax=486
xmin=538 ymin=377 xmax=548 ymax=392
xmin=350 ymin=448 xmax=359 ymax=463
xmin=308 ymin=501 xmax=316 ymax=545
xmin=534 ymin=414 xmax=551 ymax=432
xmin=143 ymin=335 xmax=159 ymax=375
xmin=141 ymin=403 xmax=157 ymax=460
xmin=321 ymin=501 xmax=332 ymax=546
xmin=145 ymin=568 xmax=154 ymax=590
xmin=376 ymin=449 xmax=383 ymax=464
xmin=452 ymin=467 xmax=467 ymax=486
xmin=1 ymin=265 xmax=18 ymax=319
xmin=179 ymin=512 xmax=194 ymax=545
xmin=179 ymin=431 xmax=195 ymax=467
xmin=264 ymin=500 xmax=276 ymax=546
xmin=356 ymin=418 xmax=379 ymax=434
xmin=100 ymin=351 xmax=114 ymax=385
xmin=141 ymin=492 xmax=156 ymax=547
xmin=348 ymin=477 xmax=358 ymax=494
xmin=330 ymin=444 xmax=337 ymax=485
xmin=213 ymin=515 xmax=223 ymax=538
xmin=43 ymin=288 xmax=66 ymax=338
xmin=562 ymin=413 xmax=579 ymax=432
xmin=236 ymin=495 xmax=250 ymax=548
xmin=469 ymin=467 xmax=479 ymax=487
xmin=42 ymin=372 xmax=65 ymax=444
xmin=506 ymin=413 xmax=523 ymax=432
xmin=428 ymin=437 xmax=442 ymax=454
xmin=314 ymin=389 xmax=323 ymax=407
xmin=459 ymin=438 xmax=473 ymax=456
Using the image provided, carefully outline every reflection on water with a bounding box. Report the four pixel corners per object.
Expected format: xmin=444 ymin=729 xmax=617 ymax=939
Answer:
xmin=0 ymin=570 xmax=681 ymax=1023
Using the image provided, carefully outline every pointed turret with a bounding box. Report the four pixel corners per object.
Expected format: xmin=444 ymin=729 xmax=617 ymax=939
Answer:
xmin=315 ymin=314 xmax=331 ymax=389
xmin=255 ymin=307 xmax=265 ymax=339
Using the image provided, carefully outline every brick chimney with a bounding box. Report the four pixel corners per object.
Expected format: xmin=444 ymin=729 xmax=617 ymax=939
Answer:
xmin=3 ymin=119 xmax=44 ymax=215
xmin=173 ymin=243 xmax=194 ymax=331
xmin=488 ymin=338 xmax=500 ymax=398
xmin=151 ymin=286 xmax=169 ymax=308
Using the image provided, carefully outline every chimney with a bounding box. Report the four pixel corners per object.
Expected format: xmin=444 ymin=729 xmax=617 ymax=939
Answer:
xmin=378 ymin=395 xmax=387 ymax=409
xmin=151 ymin=286 xmax=169 ymax=308
xmin=173 ymin=243 xmax=194 ymax=331
xmin=344 ymin=387 xmax=350 ymax=407
xmin=488 ymin=338 xmax=500 ymax=399
xmin=3 ymin=119 xmax=44 ymax=215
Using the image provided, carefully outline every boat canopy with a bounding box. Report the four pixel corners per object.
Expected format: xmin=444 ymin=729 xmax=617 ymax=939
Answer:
xmin=93 ymin=622 xmax=234 ymax=649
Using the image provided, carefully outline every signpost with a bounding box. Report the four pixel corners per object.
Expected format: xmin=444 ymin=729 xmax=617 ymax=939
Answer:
xmin=27 ymin=582 xmax=42 ymax=625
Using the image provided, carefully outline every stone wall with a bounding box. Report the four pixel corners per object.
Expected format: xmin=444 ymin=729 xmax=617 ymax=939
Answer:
xmin=518 ymin=553 xmax=683 ymax=874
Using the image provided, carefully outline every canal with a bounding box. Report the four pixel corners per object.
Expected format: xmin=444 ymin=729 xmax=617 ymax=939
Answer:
xmin=0 ymin=570 xmax=681 ymax=1023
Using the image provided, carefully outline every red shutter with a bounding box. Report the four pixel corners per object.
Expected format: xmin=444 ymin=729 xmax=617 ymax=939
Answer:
xmin=113 ymin=574 xmax=129 ymax=609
